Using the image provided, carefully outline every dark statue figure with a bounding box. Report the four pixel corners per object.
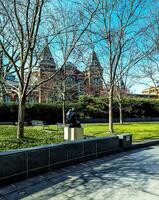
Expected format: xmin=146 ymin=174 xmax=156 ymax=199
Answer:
xmin=66 ymin=108 xmax=81 ymax=128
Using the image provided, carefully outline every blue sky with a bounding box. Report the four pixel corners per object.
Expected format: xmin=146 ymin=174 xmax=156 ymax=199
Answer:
xmin=45 ymin=0 xmax=159 ymax=94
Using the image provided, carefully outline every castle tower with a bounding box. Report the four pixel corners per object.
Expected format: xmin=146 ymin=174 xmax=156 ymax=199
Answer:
xmin=38 ymin=43 xmax=56 ymax=103
xmin=85 ymin=50 xmax=103 ymax=96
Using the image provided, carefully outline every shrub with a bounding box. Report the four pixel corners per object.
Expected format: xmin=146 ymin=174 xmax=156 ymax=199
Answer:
xmin=1 ymin=96 xmax=159 ymax=123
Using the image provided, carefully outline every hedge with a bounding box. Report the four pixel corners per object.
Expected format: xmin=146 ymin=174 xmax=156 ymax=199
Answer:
xmin=0 ymin=97 xmax=159 ymax=123
xmin=0 ymin=102 xmax=81 ymax=123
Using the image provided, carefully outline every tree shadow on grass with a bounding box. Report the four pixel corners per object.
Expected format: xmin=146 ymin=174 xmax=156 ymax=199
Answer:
xmin=0 ymin=131 xmax=64 ymax=151
xmin=0 ymin=137 xmax=42 ymax=151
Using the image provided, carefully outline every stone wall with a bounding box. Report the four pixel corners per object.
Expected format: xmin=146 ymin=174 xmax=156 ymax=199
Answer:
xmin=81 ymin=117 xmax=159 ymax=123
xmin=0 ymin=136 xmax=119 ymax=187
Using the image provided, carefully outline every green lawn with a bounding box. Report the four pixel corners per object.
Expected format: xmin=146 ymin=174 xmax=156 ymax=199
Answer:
xmin=0 ymin=122 xmax=159 ymax=152
xmin=0 ymin=125 xmax=64 ymax=152
xmin=83 ymin=122 xmax=159 ymax=142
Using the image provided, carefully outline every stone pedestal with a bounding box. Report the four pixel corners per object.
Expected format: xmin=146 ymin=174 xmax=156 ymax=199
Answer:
xmin=64 ymin=127 xmax=84 ymax=141
xmin=118 ymin=134 xmax=132 ymax=149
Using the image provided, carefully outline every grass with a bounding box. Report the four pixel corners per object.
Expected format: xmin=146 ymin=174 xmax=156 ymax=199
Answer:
xmin=83 ymin=122 xmax=159 ymax=142
xmin=0 ymin=125 xmax=64 ymax=152
xmin=0 ymin=122 xmax=159 ymax=152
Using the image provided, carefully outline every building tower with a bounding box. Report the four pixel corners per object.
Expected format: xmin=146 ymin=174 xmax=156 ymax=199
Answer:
xmin=85 ymin=50 xmax=103 ymax=96
xmin=38 ymin=43 xmax=56 ymax=103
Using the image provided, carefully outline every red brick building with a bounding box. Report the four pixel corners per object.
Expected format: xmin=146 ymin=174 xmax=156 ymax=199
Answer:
xmin=29 ymin=44 xmax=104 ymax=103
xmin=1 ymin=44 xmax=104 ymax=103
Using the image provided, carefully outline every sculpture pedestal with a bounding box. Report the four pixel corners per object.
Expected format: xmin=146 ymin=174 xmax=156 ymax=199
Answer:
xmin=64 ymin=127 xmax=84 ymax=141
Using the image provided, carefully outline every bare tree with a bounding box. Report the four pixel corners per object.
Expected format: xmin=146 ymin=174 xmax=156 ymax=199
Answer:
xmin=140 ymin=7 xmax=159 ymax=94
xmin=114 ymin=61 xmax=136 ymax=124
xmin=43 ymin=0 xmax=98 ymax=125
xmin=43 ymin=62 xmax=84 ymax=124
xmin=87 ymin=0 xmax=154 ymax=133
xmin=0 ymin=50 xmax=4 ymax=101
xmin=0 ymin=0 xmax=99 ymax=138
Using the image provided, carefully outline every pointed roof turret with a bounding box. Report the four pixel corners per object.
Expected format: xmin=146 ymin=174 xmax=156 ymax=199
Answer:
xmin=86 ymin=50 xmax=102 ymax=71
xmin=120 ymin=79 xmax=126 ymax=90
xmin=40 ymin=42 xmax=56 ymax=70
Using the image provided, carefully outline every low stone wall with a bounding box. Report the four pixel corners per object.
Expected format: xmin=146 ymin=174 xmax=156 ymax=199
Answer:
xmin=81 ymin=117 xmax=159 ymax=123
xmin=0 ymin=136 xmax=119 ymax=187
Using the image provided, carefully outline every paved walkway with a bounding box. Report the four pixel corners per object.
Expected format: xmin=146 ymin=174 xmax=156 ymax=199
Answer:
xmin=1 ymin=146 xmax=159 ymax=200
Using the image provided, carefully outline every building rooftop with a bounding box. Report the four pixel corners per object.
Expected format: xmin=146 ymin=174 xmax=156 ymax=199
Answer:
xmin=40 ymin=43 xmax=56 ymax=70
xmin=86 ymin=50 xmax=103 ymax=71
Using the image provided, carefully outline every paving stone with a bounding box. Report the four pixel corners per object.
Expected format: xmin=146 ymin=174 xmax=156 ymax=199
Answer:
xmin=4 ymin=191 xmax=21 ymax=200
xmin=11 ymin=180 xmax=33 ymax=190
xmin=27 ymin=175 xmax=46 ymax=184
xmin=0 ymin=185 xmax=16 ymax=195
xmin=0 ymin=195 xmax=7 ymax=200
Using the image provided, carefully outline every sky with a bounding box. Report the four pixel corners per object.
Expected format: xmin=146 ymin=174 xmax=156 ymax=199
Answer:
xmin=1 ymin=0 xmax=158 ymax=95
xmin=35 ymin=0 xmax=159 ymax=94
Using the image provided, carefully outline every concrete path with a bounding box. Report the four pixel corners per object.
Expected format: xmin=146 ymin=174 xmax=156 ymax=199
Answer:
xmin=1 ymin=146 xmax=159 ymax=200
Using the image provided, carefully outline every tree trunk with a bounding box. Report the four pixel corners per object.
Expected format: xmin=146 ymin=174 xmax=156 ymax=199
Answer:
xmin=39 ymin=86 xmax=42 ymax=103
xmin=17 ymin=97 xmax=26 ymax=139
xmin=108 ymin=87 xmax=113 ymax=133
xmin=119 ymin=101 xmax=123 ymax=124
xmin=62 ymin=77 xmax=66 ymax=125
xmin=62 ymin=98 xmax=66 ymax=125
xmin=0 ymin=85 xmax=4 ymax=102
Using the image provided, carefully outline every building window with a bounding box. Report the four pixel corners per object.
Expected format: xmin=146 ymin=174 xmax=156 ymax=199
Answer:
xmin=92 ymin=77 xmax=100 ymax=85
xmin=67 ymin=76 xmax=74 ymax=83
xmin=4 ymin=95 xmax=11 ymax=103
